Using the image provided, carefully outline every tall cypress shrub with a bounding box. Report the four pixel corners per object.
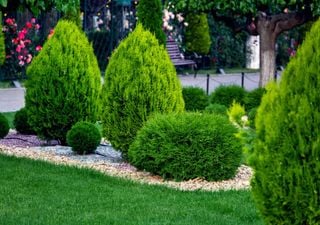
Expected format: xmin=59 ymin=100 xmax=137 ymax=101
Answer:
xmin=25 ymin=20 xmax=101 ymax=144
xmin=185 ymin=13 xmax=211 ymax=55
xmin=0 ymin=12 xmax=5 ymax=65
xmin=137 ymin=0 xmax=166 ymax=46
xmin=101 ymin=24 xmax=184 ymax=157
xmin=251 ymin=19 xmax=320 ymax=224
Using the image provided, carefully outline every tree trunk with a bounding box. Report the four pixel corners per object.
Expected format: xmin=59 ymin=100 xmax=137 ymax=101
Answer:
xmin=259 ymin=27 xmax=276 ymax=87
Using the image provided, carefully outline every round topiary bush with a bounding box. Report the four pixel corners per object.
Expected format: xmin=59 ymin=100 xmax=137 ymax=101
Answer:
xmin=251 ymin=19 xmax=320 ymax=224
xmin=204 ymin=103 xmax=228 ymax=115
xmin=101 ymin=24 xmax=184 ymax=157
xmin=66 ymin=121 xmax=101 ymax=154
xmin=244 ymin=87 xmax=266 ymax=111
xmin=210 ymin=85 xmax=247 ymax=107
xmin=182 ymin=86 xmax=209 ymax=111
xmin=0 ymin=113 xmax=9 ymax=138
xmin=25 ymin=20 xmax=101 ymax=144
xmin=13 ymin=108 xmax=35 ymax=134
xmin=128 ymin=112 xmax=242 ymax=181
xmin=137 ymin=0 xmax=166 ymax=45
xmin=185 ymin=13 xmax=211 ymax=55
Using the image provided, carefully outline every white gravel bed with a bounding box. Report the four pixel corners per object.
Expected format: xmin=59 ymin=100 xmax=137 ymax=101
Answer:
xmin=0 ymin=131 xmax=253 ymax=192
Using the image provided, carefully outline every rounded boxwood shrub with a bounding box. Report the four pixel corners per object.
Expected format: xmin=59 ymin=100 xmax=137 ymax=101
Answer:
xmin=13 ymin=108 xmax=35 ymax=134
xmin=128 ymin=113 xmax=242 ymax=181
xmin=0 ymin=113 xmax=9 ymax=138
xmin=251 ymin=19 xmax=320 ymax=224
xmin=244 ymin=87 xmax=266 ymax=111
xmin=182 ymin=86 xmax=209 ymax=111
xmin=137 ymin=0 xmax=166 ymax=45
xmin=25 ymin=20 xmax=101 ymax=144
xmin=185 ymin=13 xmax=211 ymax=55
xmin=66 ymin=121 xmax=101 ymax=154
xmin=204 ymin=103 xmax=227 ymax=115
xmin=210 ymin=85 xmax=247 ymax=107
xmin=101 ymin=24 xmax=184 ymax=157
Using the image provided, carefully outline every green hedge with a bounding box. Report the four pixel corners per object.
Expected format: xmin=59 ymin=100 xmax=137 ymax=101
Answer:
xmin=182 ymin=86 xmax=209 ymax=111
xmin=210 ymin=85 xmax=247 ymax=107
xmin=129 ymin=113 xmax=242 ymax=181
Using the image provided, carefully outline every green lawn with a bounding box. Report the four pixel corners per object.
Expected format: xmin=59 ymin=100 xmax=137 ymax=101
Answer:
xmin=0 ymin=154 xmax=263 ymax=225
xmin=2 ymin=111 xmax=15 ymax=129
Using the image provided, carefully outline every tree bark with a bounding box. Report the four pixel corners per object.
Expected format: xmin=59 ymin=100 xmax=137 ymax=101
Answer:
xmin=257 ymin=15 xmax=277 ymax=87
xmin=255 ymin=11 xmax=312 ymax=87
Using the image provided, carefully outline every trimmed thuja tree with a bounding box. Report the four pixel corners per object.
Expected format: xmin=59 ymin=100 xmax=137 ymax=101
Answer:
xmin=251 ymin=19 xmax=320 ymax=224
xmin=101 ymin=24 xmax=184 ymax=157
xmin=137 ymin=0 xmax=166 ymax=45
xmin=185 ymin=13 xmax=211 ymax=55
xmin=25 ymin=20 xmax=101 ymax=144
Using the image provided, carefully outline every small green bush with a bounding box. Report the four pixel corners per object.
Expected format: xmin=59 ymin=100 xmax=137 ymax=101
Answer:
xmin=137 ymin=0 xmax=166 ymax=45
xmin=101 ymin=24 xmax=184 ymax=157
xmin=25 ymin=20 xmax=101 ymax=144
xmin=0 ymin=113 xmax=9 ymax=138
xmin=13 ymin=108 xmax=35 ymax=134
xmin=227 ymin=101 xmax=246 ymax=126
xmin=182 ymin=86 xmax=209 ymax=111
xmin=244 ymin=87 xmax=266 ymax=111
xmin=204 ymin=103 xmax=227 ymax=115
xmin=66 ymin=121 xmax=101 ymax=154
xmin=251 ymin=19 xmax=320 ymax=224
xmin=185 ymin=13 xmax=211 ymax=55
xmin=128 ymin=113 xmax=242 ymax=181
xmin=210 ymin=85 xmax=247 ymax=107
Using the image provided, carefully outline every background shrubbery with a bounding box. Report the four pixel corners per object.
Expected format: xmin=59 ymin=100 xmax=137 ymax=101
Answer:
xmin=210 ymin=85 xmax=247 ymax=107
xmin=182 ymin=86 xmax=209 ymax=111
xmin=129 ymin=113 xmax=242 ymax=181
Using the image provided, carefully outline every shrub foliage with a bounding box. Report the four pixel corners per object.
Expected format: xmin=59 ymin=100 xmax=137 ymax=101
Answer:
xmin=0 ymin=12 xmax=5 ymax=65
xmin=244 ymin=87 xmax=266 ymax=111
xmin=210 ymin=85 xmax=247 ymax=107
xmin=128 ymin=113 xmax=242 ymax=181
xmin=14 ymin=108 xmax=35 ymax=134
xmin=25 ymin=20 xmax=101 ymax=144
xmin=185 ymin=13 xmax=211 ymax=55
xmin=251 ymin=19 xmax=320 ymax=224
xmin=204 ymin=103 xmax=227 ymax=115
xmin=0 ymin=113 xmax=9 ymax=138
xmin=66 ymin=121 xmax=101 ymax=154
xmin=137 ymin=0 xmax=166 ymax=45
xmin=182 ymin=86 xmax=208 ymax=111
xmin=101 ymin=24 xmax=184 ymax=157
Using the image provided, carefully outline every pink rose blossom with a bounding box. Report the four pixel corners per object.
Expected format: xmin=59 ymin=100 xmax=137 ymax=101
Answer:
xmin=31 ymin=18 xmax=36 ymax=24
xmin=26 ymin=22 xmax=32 ymax=29
xmin=35 ymin=24 xmax=40 ymax=30
xmin=19 ymin=60 xmax=25 ymax=66
xmin=36 ymin=45 xmax=42 ymax=51
xmin=26 ymin=54 xmax=32 ymax=63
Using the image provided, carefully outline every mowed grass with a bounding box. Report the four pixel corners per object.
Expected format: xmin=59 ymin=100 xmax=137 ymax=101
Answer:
xmin=0 ymin=154 xmax=263 ymax=225
xmin=2 ymin=111 xmax=15 ymax=129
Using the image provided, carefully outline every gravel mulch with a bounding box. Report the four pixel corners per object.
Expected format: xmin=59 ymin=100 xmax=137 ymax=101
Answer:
xmin=0 ymin=131 xmax=253 ymax=192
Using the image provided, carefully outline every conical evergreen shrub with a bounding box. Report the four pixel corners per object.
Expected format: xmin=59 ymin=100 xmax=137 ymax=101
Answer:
xmin=137 ymin=0 xmax=166 ymax=45
xmin=251 ymin=19 xmax=320 ymax=224
xmin=101 ymin=24 xmax=184 ymax=157
xmin=25 ymin=20 xmax=101 ymax=144
xmin=0 ymin=12 xmax=5 ymax=65
xmin=185 ymin=13 xmax=211 ymax=55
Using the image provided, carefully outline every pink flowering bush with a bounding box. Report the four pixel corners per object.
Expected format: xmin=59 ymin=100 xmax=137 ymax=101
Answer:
xmin=2 ymin=17 xmax=43 ymax=79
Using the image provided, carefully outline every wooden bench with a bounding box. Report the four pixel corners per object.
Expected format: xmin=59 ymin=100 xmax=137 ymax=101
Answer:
xmin=166 ymin=39 xmax=197 ymax=76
